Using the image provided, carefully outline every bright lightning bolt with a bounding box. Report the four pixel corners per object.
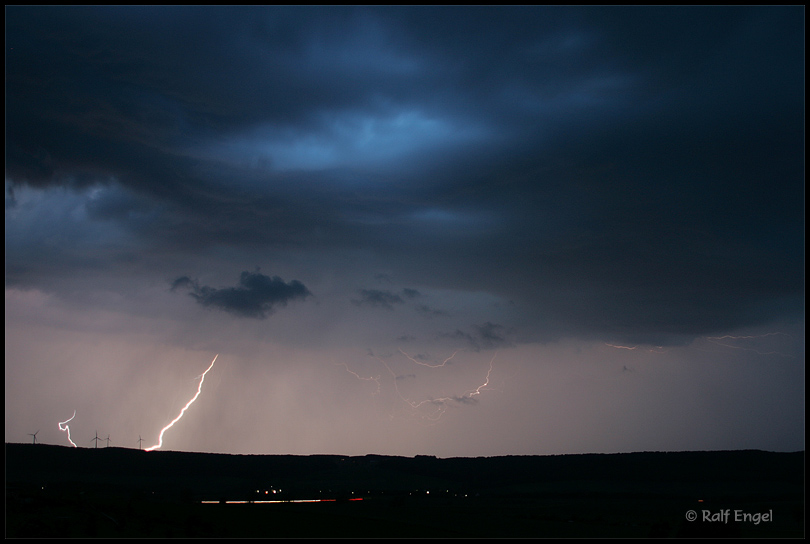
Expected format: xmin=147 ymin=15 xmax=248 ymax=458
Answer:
xmin=58 ymin=410 xmax=77 ymax=448
xmin=460 ymin=352 xmax=496 ymax=399
xmin=145 ymin=354 xmax=218 ymax=452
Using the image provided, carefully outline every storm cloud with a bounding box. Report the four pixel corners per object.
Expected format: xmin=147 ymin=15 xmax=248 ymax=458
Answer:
xmin=172 ymin=270 xmax=311 ymax=319
xmin=5 ymin=6 xmax=803 ymax=457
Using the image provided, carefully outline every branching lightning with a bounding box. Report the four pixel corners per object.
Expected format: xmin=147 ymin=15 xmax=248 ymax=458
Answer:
xmin=606 ymin=343 xmax=637 ymax=350
xmin=145 ymin=354 xmax=218 ymax=451
xmin=397 ymin=348 xmax=461 ymax=368
xmin=605 ymin=343 xmax=666 ymax=353
xmin=335 ymin=362 xmax=381 ymax=394
xmin=704 ymin=332 xmax=795 ymax=357
xmin=58 ymin=410 xmax=77 ymax=448
xmin=606 ymin=332 xmax=795 ymax=362
xmin=357 ymin=349 xmax=498 ymax=423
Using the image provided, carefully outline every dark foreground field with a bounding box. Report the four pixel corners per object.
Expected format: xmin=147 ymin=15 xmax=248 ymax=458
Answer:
xmin=6 ymin=444 xmax=804 ymax=538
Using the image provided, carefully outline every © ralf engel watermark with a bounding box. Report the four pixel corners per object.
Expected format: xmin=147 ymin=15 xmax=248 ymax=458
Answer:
xmin=685 ymin=509 xmax=773 ymax=525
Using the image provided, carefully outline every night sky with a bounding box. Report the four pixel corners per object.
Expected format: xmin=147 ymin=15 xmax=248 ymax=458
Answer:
xmin=5 ymin=6 xmax=804 ymax=457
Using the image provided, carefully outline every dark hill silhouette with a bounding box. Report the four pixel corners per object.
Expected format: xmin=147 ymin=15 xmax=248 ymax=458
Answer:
xmin=6 ymin=444 xmax=804 ymax=538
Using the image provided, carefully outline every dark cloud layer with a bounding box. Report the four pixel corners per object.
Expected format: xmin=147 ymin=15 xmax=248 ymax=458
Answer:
xmin=5 ymin=6 xmax=804 ymax=345
xmin=172 ymin=270 xmax=311 ymax=319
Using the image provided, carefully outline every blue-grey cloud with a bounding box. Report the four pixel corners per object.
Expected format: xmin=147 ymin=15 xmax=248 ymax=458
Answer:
xmin=352 ymin=289 xmax=405 ymax=310
xmin=172 ymin=270 xmax=311 ymax=319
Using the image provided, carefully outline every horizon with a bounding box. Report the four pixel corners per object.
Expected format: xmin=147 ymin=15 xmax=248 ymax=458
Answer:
xmin=5 ymin=442 xmax=805 ymax=460
xmin=5 ymin=6 xmax=804 ymax=458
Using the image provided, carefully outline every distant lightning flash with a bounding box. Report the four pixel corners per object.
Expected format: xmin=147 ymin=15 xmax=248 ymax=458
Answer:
xmin=398 ymin=348 xmax=461 ymax=368
xmin=370 ymin=350 xmax=498 ymax=422
xmin=145 ymin=354 xmax=218 ymax=452
xmin=704 ymin=332 xmax=794 ymax=357
xmin=58 ymin=410 xmax=77 ymax=447
xmin=335 ymin=362 xmax=382 ymax=394
xmin=605 ymin=343 xmax=637 ymax=350
xmin=605 ymin=343 xmax=666 ymax=353
xmin=421 ymin=352 xmax=497 ymax=421
xmin=461 ymin=352 xmax=496 ymax=399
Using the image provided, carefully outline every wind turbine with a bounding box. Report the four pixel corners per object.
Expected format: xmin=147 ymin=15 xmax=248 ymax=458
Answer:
xmin=28 ymin=431 xmax=39 ymax=444
xmin=91 ymin=430 xmax=102 ymax=449
xmin=104 ymin=434 xmax=112 ymax=448
xmin=137 ymin=435 xmax=144 ymax=450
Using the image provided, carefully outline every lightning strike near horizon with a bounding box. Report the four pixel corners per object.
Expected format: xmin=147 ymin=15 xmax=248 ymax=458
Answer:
xmin=58 ymin=410 xmax=77 ymax=448
xmin=145 ymin=354 xmax=218 ymax=451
